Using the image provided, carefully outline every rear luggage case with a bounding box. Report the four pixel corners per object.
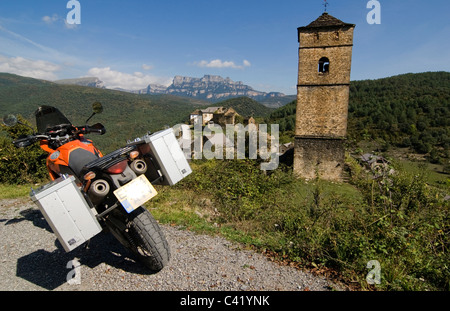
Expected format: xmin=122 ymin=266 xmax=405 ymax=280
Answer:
xmin=133 ymin=128 xmax=192 ymax=186
xmin=31 ymin=175 xmax=102 ymax=252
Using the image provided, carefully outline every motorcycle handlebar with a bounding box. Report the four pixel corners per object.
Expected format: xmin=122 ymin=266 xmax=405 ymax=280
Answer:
xmin=11 ymin=123 xmax=106 ymax=148
xmin=13 ymin=133 xmax=58 ymax=148
xmin=80 ymin=123 xmax=106 ymax=135
xmin=13 ymin=135 xmax=39 ymax=148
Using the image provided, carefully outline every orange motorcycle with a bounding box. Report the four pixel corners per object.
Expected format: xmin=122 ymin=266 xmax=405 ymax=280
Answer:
xmin=3 ymin=103 xmax=171 ymax=272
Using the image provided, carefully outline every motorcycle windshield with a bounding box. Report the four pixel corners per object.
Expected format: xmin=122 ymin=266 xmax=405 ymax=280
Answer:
xmin=35 ymin=106 xmax=72 ymax=133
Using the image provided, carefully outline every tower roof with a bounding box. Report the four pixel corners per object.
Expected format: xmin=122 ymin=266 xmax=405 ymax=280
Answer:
xmin=298 ymin=12 xmax=355 ymax=30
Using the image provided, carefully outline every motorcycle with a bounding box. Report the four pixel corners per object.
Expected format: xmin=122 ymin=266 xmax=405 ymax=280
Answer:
xmin=3 ymin=103 xmax=175 ymax=272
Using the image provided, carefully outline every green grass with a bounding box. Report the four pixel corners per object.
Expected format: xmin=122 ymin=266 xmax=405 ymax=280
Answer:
xmin=393 ymin=159 xmax=449 ymax=189
xmin=1 ymin=156 xmax=448 ymax=291
xmin=146 ymin=158 xmax=449 ymax=291
xmin=147 ymin=186 xmax=218 ymax=234
xmin=0 ymin=183 xmax=37 ymax=199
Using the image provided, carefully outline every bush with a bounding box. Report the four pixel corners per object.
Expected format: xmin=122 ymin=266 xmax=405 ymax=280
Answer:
xmin=0 ymin=116 xmax=48 ymax=184
xmin=186 ymin=159 xmax=295 ymax=222
xmin=181 ymin=157 xmax=449 ymax=290
xmin=346 ymin=159 xmax=449 ymax=290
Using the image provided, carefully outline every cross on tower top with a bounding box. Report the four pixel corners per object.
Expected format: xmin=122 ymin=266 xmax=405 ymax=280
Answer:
xmin=323 ymin=0 xmax=329 ymax=12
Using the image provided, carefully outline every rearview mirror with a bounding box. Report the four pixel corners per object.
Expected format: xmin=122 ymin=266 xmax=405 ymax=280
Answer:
xmin=2 ymin=114 xmax=18 ymax=127
xmin=85 ymin=102 xmax=104 ymax=124
xmin=92 ymin=102 xmax=103 ymax=114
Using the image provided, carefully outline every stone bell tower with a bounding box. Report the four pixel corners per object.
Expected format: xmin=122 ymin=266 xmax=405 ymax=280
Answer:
xmin=293 ymin=12 xmax=355 ymax=181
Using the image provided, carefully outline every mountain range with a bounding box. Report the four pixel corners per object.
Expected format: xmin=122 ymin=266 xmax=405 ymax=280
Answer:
xmin=2 ymin=71 xmax=449 ymax=165
xmin=54 ymin=77 xmax=106 ymax=89
xmin=0 ymin=72 xmax=276 ymax=152
xmin=54 ymin=75 xmax=294 ymax=108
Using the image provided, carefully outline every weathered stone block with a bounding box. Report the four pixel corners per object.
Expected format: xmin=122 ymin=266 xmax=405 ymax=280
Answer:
xmin=293 ymin=137 xmax=345 ymax=181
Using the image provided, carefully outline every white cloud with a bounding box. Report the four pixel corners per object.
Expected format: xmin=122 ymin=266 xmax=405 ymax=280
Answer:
xmin=0 ymin=24 xmax=52 ymax=53
xmin=64 ymin=19 xmax=78 ymax=30
xmin=243 ymin=60 xmax=251 ymax=67
xmin=87 ymin=67 xmax=172 ymax=90
xmin=142 ymin=64 xmax=153 ymax=70
xmin=42 ymin=14 xmax=78 ymax=29
xmin=42 ymin=14 xmax=59 ymax=24
xmin=195 ymin=59 xmax=251 ymax=69
xmin=0 ymin=54 xmax=61 ymax=80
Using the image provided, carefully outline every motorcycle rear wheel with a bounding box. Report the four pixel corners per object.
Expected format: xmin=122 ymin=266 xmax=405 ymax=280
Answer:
xmin=125 ymin=206 xmax=171 ymax=272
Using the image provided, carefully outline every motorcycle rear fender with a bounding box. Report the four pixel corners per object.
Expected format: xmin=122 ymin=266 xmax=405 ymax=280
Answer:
xmin=108 ymin=165 xmax=137 ymax=189
xmin=91 ymin=165 xmax=137 ymax=214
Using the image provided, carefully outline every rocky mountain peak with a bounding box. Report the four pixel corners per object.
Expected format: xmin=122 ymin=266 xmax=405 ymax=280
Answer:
xmin=54 ymin=74 xmax=291 ymax=107
xmin=54 ymin=77 xmax=105 ymax=89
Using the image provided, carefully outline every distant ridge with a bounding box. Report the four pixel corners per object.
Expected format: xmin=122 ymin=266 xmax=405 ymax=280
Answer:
xmin=55 ymin=74 xmax=294 ymax=108
xmin=127 ymin=75 xmax=292 ymax=108
xmin=54 ymin=77 xmax=105 ymax=89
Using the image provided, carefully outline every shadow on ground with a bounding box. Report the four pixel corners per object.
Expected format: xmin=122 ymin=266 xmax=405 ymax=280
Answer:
xmin=13 ymin=208 xmax=157 ymax=290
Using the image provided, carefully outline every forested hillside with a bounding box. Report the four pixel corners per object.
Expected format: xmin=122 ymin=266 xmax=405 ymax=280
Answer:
xmin=267 ymin=72 xmax=450 ymax=164
xmin=2 ymin=71 xmax=449 ymax=163
xmin=349 ymin=72 xmax=449 ymax=157
xmin=214 ymin=96 xmax=274 ymax=118
xmin=0 ymin=73 xmax=209 ymax=152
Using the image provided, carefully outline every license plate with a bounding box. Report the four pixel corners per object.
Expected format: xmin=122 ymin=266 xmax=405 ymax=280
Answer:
xmin=113 ymin=175 xmax=157 ymax=213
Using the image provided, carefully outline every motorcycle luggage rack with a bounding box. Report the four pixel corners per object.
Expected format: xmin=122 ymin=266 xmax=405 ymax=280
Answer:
xmin=96 ymin=202 xmax=120 ymax=219
xmin=82 ymin=145 xmax=137 ymax=172
xmin=149 ymin=174 xmax=164 ymax=185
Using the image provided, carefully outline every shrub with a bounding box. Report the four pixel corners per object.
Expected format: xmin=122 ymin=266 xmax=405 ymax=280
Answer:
xmin=182 ymin=157 xmax=449 ymax=290
xmin=346 ymin=158 xmax=449 ymax=290
xmin=0 ymin=116 xmax=48 ymax=184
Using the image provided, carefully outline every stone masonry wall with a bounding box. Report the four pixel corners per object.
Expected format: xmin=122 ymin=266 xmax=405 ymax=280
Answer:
xmin=295 ymin=27 xmax=354 ymax=139
xmin=294 ymin=20 xmax=354 ymax=181
xmin=296 ymin=85 xmax=350 ymax=138
xmin=297 ymin=45 xmax=353 ymax=86
xmin=293 ymin=137 xmax=345 ymax=181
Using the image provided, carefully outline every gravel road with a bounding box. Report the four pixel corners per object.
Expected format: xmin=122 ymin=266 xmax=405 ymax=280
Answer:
xmin=0 ymin=197 xmax=343 ymax=291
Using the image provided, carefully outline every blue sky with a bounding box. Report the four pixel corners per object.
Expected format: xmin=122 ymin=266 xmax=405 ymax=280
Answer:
xmin=0 ymin=0 xmax=449 ymax=95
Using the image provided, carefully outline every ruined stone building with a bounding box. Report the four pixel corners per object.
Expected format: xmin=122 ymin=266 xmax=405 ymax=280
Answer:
xmin=189 ymin=107 xmax=239 ymax=126
xmin=293 ymin=12 xmax=355 ymax=181
xmin=212 ymin=107 xmax=239 ymax=126
xmin=190 ymin=107 xmax=221 ymax=125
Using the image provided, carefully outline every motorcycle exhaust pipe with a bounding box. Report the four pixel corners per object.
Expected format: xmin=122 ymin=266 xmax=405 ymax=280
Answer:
xmin=130 ymin=159 xmax=147 ymax=175
xmin=88 ymin=179 xmax=110 ymax=205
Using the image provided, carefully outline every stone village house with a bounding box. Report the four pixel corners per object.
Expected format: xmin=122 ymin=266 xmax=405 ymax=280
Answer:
xmin=190 ymin=107 xmax=243 ymax=127
xmin=187 ymin=107 xmax=261 ymax=158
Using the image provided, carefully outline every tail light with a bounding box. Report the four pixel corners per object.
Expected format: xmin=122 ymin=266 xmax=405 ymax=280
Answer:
xmin=83 ymin=171 xmax=96 ymax=181
xmin=129 ymin=151 xmax=140 ymax=160
xmin=106 ymin=160 xmax=128 ymax=174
